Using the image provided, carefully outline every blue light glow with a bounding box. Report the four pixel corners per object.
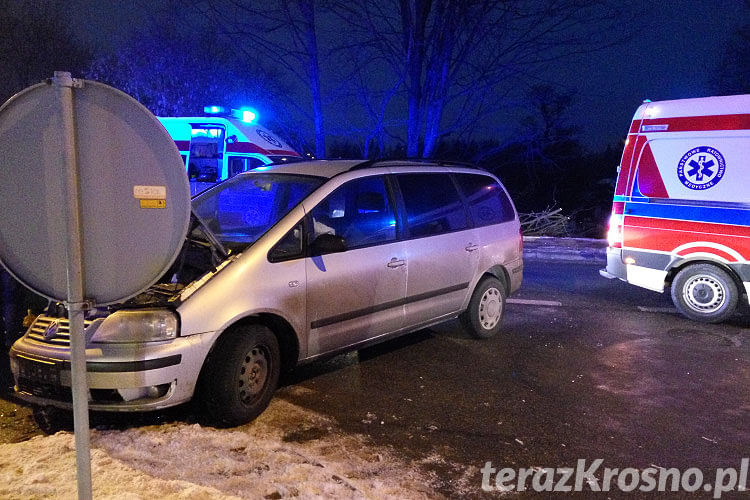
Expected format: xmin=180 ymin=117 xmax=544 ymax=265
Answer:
xmin=241 ymin=109 xmax=257 ymax=123
xmin=204 ymin=105 xmax=226 ymax=114
xmin=254 ymin=166 xmax=271 ymax=171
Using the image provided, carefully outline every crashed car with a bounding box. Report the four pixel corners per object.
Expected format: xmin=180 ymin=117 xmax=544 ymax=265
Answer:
xmin=10 ymin=159 xmax=523 ymax=428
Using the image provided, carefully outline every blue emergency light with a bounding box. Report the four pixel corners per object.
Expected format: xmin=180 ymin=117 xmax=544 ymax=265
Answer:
xmin=204 ymin=105 xmax=226 ymax=114
xmin=203 ymin=105 xmax=259 ymax=124
xmin=242 ymin=110 xmax=256 ymax=123
xmin=234 ymin=107 xmax=258 ymax=124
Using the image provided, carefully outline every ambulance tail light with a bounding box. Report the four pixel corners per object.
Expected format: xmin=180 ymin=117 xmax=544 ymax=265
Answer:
xmin=607 ymin=218 xmax=623 ymax=248
xmin=607 ymin=202 xmax=625 ymax=248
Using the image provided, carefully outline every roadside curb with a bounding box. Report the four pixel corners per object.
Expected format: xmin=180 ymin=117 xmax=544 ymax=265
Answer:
xmin=522 ymin=236 xmax=606 ymax=263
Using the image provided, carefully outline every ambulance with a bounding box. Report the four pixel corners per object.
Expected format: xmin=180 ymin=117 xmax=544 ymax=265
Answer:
xmin=158 ymin=107 xmax=302 ymax=194
xmin=601 ymin=94 xmax=750 ymax=323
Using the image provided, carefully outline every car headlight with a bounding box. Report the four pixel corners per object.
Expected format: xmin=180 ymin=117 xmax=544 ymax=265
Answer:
xmin=91 ymin=309 xmax=178 ymax=343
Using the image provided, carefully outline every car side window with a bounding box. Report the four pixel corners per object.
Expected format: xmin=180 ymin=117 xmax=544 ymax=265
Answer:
xmin=396 ymin=173 xmax=468 ymax=237
xmin=309 ymin=176 xmax=397 ymax=250
xmin=454 ymin=174 xmax=515 ymax=226
xmin=268 ymin=221 xmax=304 ymax=262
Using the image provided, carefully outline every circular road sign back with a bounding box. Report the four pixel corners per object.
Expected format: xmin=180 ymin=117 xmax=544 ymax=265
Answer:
xmin=0 ymin=80 xmax=191 ymax=305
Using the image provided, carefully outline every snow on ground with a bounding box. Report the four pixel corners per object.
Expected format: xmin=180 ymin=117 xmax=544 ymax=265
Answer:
xmin=0 ymin=398 xmax=440 ymax=500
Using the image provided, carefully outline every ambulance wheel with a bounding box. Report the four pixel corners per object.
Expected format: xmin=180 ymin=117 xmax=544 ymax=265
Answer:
xmin=461 ymin=276 xmax=506 ymax=338
xmin=671 ymin=264 xmax=738 ymax=323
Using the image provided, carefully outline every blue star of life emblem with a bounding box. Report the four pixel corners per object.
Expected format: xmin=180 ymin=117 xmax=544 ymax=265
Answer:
xmin=677 ymin=146 xmax=725 ymax=190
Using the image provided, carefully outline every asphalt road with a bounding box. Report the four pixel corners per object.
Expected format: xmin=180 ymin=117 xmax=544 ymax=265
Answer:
xmin=1 ymin=259 xmax=749 ymax=498
xmin=280 ymin=259 xmax=750 ymax=497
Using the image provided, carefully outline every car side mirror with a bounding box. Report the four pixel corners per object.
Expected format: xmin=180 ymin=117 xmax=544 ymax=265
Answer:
xmin=310 ymin=233 xmax=347 ymax=255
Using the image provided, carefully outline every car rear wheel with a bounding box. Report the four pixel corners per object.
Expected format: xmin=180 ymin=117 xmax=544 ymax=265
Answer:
xmin=461 ymin=276 xmax=506 ymax=339
xmin=671 ymin=263 xmax=739 ymax=323
xmin=199 ymin=325 xmax=280 ymax=427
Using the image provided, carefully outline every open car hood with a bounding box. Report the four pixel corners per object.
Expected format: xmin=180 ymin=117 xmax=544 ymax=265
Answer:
xmin=114 ymin=209 xmax=231 ymax=309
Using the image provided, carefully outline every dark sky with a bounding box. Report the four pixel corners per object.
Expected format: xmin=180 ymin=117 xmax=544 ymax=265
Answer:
xmin=557 ymin=0 xmax=747 ymax=149
xmin=68 ymin=0 xmax=747 ymax=152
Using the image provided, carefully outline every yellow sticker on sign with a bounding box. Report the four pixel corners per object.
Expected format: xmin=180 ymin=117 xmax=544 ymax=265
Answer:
xmin=140 ymin=199 xmax=166 ymax=209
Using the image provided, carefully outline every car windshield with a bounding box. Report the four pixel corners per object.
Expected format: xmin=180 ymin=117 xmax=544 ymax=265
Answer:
xmin=191 ymin=173 xmax=325 ymax=248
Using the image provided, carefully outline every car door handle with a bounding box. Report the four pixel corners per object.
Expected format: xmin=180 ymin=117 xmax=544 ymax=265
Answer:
xmin=387 ymin=258 xmax=406 ymax=268
xmin=465 ymin=243 xmax=479 ymax=252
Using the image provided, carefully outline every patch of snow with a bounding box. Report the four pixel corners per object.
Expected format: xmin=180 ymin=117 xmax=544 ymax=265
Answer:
xmin=0 ymin=400 xmax=439 ymax=499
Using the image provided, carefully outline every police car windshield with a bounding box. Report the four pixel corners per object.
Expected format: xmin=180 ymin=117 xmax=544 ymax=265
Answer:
xmin=191 ymin=173 xmax=324 ymax=247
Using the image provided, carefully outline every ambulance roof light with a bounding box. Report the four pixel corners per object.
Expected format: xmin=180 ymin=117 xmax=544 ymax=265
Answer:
xmin=232 ymin=107 xmax=258 ymax=124
xmin=204 ymin=105 xmax=226 ymax=114
xmin=202 ymin=105 xmax=259 ymax=123
xmin=242 ymin=110 xmax=256 ymax=123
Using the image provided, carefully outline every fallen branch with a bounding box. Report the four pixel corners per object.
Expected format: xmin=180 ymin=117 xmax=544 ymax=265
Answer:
xmin=519 ymin=207 xmax=569 ymax=236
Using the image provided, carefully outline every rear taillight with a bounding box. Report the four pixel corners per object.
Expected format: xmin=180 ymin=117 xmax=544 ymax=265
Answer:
xmin=607 ymin=217 xmax=623 ymax=248
xmin=607 ymin=202 xmax=624 ymax=248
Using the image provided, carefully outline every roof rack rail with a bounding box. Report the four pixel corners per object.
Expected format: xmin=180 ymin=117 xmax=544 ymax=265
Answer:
xmin=349 ymin=159 xmax=381 ymax=170
xmin=348 ymin=158 xmax=482 ymax=171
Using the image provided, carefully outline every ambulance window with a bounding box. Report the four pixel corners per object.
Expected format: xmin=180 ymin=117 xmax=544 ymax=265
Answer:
xmin=247 ymin=158 xmax=267 ymax=170
xmin=228 ymin=157 xmax=270 ymax=178
xmin=229 ymin=157 xmax=246 ymax=177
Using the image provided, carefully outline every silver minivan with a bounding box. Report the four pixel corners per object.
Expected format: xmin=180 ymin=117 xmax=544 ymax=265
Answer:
xmin=10 ymin=160 xmax=523 ymax=427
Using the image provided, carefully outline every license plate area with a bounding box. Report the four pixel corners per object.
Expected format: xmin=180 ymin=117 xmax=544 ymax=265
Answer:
xmin=17 ymin=356 xmax=61 ymax=386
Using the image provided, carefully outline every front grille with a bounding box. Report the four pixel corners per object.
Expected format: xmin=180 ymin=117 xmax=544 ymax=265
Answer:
xmin=27 ymin=315 xmax=93 ymax=346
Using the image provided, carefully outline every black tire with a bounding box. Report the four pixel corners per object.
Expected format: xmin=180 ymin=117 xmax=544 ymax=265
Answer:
xmin=198 ymin=325 xmax=280 ymax=427
xmin=33 ymin=406 xmax=74 ymax=434
xmin=671 ymin=264 xmax=739 ymax=323
xmin=461 ymin=276 xmax=507 ymax=339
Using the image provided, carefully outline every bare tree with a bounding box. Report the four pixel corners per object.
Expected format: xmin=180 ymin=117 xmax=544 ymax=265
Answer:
xmin=197 ymin=0 xmax=328 ymax=157
xmin=333 ymin=0 xmax=638 ymax=157
xmin=0 ymin=0 xmax=91 ymax=103
xmin=85 ymin=23 xmax=275 ymax=117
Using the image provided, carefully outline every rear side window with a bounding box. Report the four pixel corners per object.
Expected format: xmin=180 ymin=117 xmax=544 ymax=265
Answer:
xmin=310 ymin=175 xmax=397 ymax=249
xmin=454 ymin=174 xmax=515 ymax=226
xmin=397 ymin=174 xmax=468 ymax=237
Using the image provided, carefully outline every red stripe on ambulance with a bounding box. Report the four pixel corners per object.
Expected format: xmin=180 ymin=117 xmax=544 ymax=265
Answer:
xmin=623 ymin=224 xmax=750 ymax=262
xmin=640 ymin=114 xmax=750 ymax=133
xmin=634 ymin=143 xmax=668 ymax=197
xmin=675 ymin=246 xmax=738 ymax=262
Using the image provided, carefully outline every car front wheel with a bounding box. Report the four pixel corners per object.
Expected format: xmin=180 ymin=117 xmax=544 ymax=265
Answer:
xmin=199 ymin=325 xmax=280 ymax=427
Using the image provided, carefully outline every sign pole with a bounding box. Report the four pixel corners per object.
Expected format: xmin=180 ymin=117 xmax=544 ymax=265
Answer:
xmin=54 ymin=71 xmax=93 ymax=500
xmin=0 ymin=74 xmax=190 ymax=498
